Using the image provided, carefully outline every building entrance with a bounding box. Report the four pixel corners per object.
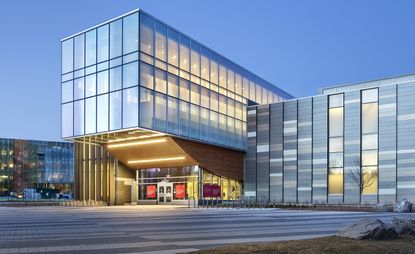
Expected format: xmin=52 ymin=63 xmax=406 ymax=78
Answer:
xmin=157 ymin=181 xmax=173 ymax=204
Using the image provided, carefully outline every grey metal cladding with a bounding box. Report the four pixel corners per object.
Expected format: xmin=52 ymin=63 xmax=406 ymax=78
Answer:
xmin=256 ymin=105 xmax=270 ymax=201
xmin=245 ymin=107 xmax=257 ymax=197
xmin=312 ymin=96 xmax=328 ymax=203
xmin=283 ymin=100 xmax=298 ymax=202
xmin=269 ymin=103 xmax=284 ymax=202
xmin=343 ymin=91 xmax=360 ymax=204
xmin=397 ymin=82 xmax=415 ymax=201
xmin=297 ymin=98 xmax=312 ymax=203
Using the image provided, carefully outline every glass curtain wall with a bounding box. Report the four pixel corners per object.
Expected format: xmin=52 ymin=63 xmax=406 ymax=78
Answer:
xmin=328 ymin=94 xmax=344 ymax=195
xmin=361 ymin=89 xmax=378 ymax=195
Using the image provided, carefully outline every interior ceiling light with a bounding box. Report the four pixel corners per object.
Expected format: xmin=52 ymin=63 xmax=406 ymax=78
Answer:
xmin=107 ymin=138 xmax=166 ymax=149
xmin=128 ymin=156 xmax=185 ymax=164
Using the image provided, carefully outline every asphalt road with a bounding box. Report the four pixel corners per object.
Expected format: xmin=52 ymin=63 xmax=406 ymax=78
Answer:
xmin=0 ymin=205 xmax=398 ymax=253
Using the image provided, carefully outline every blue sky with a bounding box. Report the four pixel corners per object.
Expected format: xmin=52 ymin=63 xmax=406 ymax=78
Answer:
xmin=0 ymin=0 xmax=414 ymax=141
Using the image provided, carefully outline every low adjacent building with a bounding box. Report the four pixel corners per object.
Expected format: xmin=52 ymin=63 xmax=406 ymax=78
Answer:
xmin=0 ymin=138 xmax=74 ymax=200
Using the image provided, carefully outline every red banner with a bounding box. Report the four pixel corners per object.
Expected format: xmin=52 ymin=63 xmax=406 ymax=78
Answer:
xmin=203 ymin=184 xmax=221 ymax=198
xmin=175 ymin=184 xmax=185 ymax=199
xmin=212 ymin=185 xmax=221 ymax=198
xmin=146 ymin=185 xmax=156 ymax=199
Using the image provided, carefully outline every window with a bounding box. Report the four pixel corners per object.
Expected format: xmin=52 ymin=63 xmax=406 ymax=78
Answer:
xmin=140 ymin=88 xmax=153 ymax=128
xmin=140 ymin=62 xmax=154 ymax=89
xmin=179 ymin=78 xmax=189 ymax=101
xmin=210 ymin=91 xmax=219 ymax=111
xmin=155 ymin=22 xmax=167 ymax=61
xmin=86 ymin=30 xmax=96 ymax=66
xmin=109 ymin=91 xmax=121 ymax=130
xmin=85 ymin=97 xmax=96 ymax=134
xmin=227 ymin=64 xmax=235 ymax=92
xmin=62 ymin=103 xmax=73 ymax=137
xmin=167 ymin=97 xmax=179 ymax=134
xmin=97 ymin=94 xmax=108 ymax=132
xmin=362 ymin=166 xmax=378 ymax=194
xmin=85 ymin=74 xmax=96 ymax=97
xmin=123 ymin=13 xmax=138 ymax=55
xmin=167 ymin=73 xmax=178 ymax=97
xmin=154 ymin=92 xmax=166 ymax=131
xmin=190 ymin=105 xmax=200 ymax=139
xmin=200 ymin=87 xmax=209 ymax=108
xmin=200 ymin=107 xmax=209 ymax=140
xmin=235 ymin=72 xmax=242 ymax=95
xmin=179 ymin=36 xmax=190 ymax=72
xmin=110 ymin=67 xmax=122 ymax=91
xmin=362 ymin=134 xmax=378 ymax=150
xmin=329 ymin=107 xmax=343 ymax=137
xmin=219 ymin=95 xmax=227 ymax=114
xmin=110 ymin=20 xmax=122 ymax=58
xmin=329 ymin=94 xmax=343 ymax=108
xmin=74 ymin=100 xmax=84 ymax=136
xmin=155 ymin=69 xmax=167 ymax=94
xmin=362 ymin=103 xmax=378 ymax=134
xmin=200 ymin=47 xmax=209 ymax=80
xmin=123 ymin=61 xmax=138 ymax=88
xmin=219 ymin=59 xmax=226 ymax=88
xmin=191 ymin=41 xmax=200 ymax=76
xmin=167 ymin=29 xmax=179 ymax=66
xmin=362 ymin=150 xmax=378 ymax=166
xmin=209 ymin=111 xmax=218 ymax=142
xmin=62 ymin=81 xmax=73 ymax=103
xmin=61 ymin=38 xmax=73 ymax=74
xmin=227 ymin=98 xmax=235 ymax=117
xmin=362 ymin=89 xmax=378 ymax=103
xmin=97 ymin=25 xmax=109 ymax=62
xmin=190 ymin=83 xmax=200 ymax=105
xmin=74 ymin=78 xmax=84 ymax=100
xmin=328 ymin=168 xmax=343 ymax=194
xmin=97 ymin=70 xmax=109 ymax=94
xmin=122 ymin=87 xmax=138 ymax=128
xmin=140 ymin=14 xmax=154 ymax=56
xmin=210 ymin=53 xmax=218 ymax=84
xmin=329 ymin=137 xmax=343 ymax=153
xmin=329 ymin=152 xmax=343 ymax=168
xmin=179 ymin=101 xmax=189 ymax=136
xmin=74 ymin=34 xmax=84 ymax=70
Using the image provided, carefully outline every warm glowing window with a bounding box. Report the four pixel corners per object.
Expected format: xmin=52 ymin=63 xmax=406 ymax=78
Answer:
xmin=155 ymin=69 xmax=167 ymax=94
xmin=179 ymin=36 xmax=190 ymax=72
xmin=167 ymin=73 xmax=178 ymax=98
xmin=191 ymin=42 xmax=200 ymax=76
xmin=155 ymin=22 xmax=167 ymax=61
xmin=140 ymin=14 xmax=154 ymax=56
xmin=167 ymin=29 xmax=179 ymax=66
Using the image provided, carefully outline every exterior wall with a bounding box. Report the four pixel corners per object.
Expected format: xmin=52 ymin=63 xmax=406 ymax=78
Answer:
xmin=245 ymin=81 xmax=415 ymax=205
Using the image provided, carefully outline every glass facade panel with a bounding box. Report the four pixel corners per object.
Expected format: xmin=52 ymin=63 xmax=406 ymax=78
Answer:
xmin=123 ymin=87 xmax=138 ymax=128
xmin=140 ymin=14 xmax=154 ymax=56
xmin=85 ymin=30 xmax=96 ymax=66
xmin=167 ymin=29 xmax=179 ymax=66
xmin=74 ymin=78 xmax=84 ymax=100
xmin=154 ymin=92 xmax=167 ymax=131
xmin=97 ymin=25 xmax=109 ymax=62
xmin=179 ymin=101 xmax=189 ymax=136
xmin=362 ymin=134 xmax=378 ymax=150
xmin=329 ymin=137 xmax=343 ymax=152
xmin=155 ymin=69 xmax=167 ymax=93
xmin=329 ymin=94 xmax=343 ymax=108
xmin=179 ymin=78 xmax=189 ymax=101
xmin=190 ymin=104 xmax=200 ymax=139
xmin=74 ymin=34 xmax=84 ymax=70
xmin=110 ymin=67 xmax=122 ymax=91
xmin=362 ymin=166 xmax=378 ymax=194
xmin=167 ymin=97 xmax=179 ymax=134
xmin=362 ymin=150 xmax=378 ymax=166
xmin=210 ymin=53 xmax=218 ymax=84
xmin=190 ymin=83 xmax=200 ymax=105
xmin=362 ymin=103 xmax=378 ymax=134
xmin=210 ymin=91 xmax=218 ymax=112
xmin=62 ymin=103 xmax=73 ymax=137
xmin=97 ymin=70 xmax=109 ymax=94
xmin=155 ymin=22 xmax=167 ymax=61
xmin=200 ymin=87 xmax=209 ymax=108
xmin=109 ymin=91 xmax=121 ymax=130
xmin=167 ymin=73 xmax=178 ymax=97
xmin=329 ymin=152 xmax=343 ymax=168
xmin=85 ymin=74 xmax=96 ymax=97
xmin=200 ymin=107 xmax=209 ymax=140
xmin=85 ymin=97 xmax=96 ymax=134
xmin=179 ymin=36 xmax=190 ymax=72
xmin=62 ymin=81 xmax=73 ymax=103
xmin=191 ymin=42 xmax=200 ymax=76
xmin=140 ymin=88 xmax=154 ymax=129
xmin=329 ymin=107 xmax=343 ymax=137
xmin=110 ymin=19 xmax=122 ymax=58
xmin=61 ymin=39 xmax=73 ymax=74
xmin=362 ymin=89 xmax=378 ymax=103
xmin=74 ymin=100 xmax=84 ymax=136
xmin=328 ymin=168 xmax=343 ymax=194
xmin=200 ymin=47 xmax=209 ymax=81
xmin=123 ymin=13 xmax=139 ymax=55
xmin=97 ymin=94 xmax=108 ymax=132
xmin=140 ymin=62 xmax=154 ymax=89
xmin=123 ymin=61 xmax=138 ymax=88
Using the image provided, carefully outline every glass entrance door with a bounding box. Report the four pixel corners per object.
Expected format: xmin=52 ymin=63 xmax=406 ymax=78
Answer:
xmin=157 ymin=181 xmax=173 ymax=204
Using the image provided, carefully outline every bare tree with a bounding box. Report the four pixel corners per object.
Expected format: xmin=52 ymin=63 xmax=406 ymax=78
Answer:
xmin=348 ymin=157 xmax=377 ymax=196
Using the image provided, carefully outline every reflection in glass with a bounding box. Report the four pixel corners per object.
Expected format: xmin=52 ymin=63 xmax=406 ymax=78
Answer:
xmin=97 ymin=25 xmax=109 ymax=62
xmin=62 ymin=103 xmax=73 ymax=137
xmin=140 ymin=88 xmax=154 ymax=129
xmin=155 ymin=69 xmax=166 ymax=94
xmin=110 ymin=67 xmax=122 ymax=91
xmin=167 ymin=73 xmax=178 ymax=97
xmin=123 ymin=61 xmax=138 ymax=88
xmin=362 ymin=89 xmax=378 ymax=103
xmin=362 ymin=134 xmax=378 ymax=150
xmin=154 ymin=92 xmax=167 ymax=131
xmin=179 ymin=101 xmax=189 ymax=136
xmin=167 ymin=97 xmax=179 ymax=134
xmin=200 ymin=47 xmax=209 ymax=80
xmin=123 ymin=87 xmax=138 ymax=128
xmin=362 ymin=103 xmax=378 ymax=134
xmin=167 ymin=29 xmax=179 ymax=66
xmin=200 ymin=107 xmax=209 ymax=140
xmin=74 ymin=100 xmax=84 ymax=136
xmin=97 ymin=94 xmax=108 ymax=132
xmin=74 ymin=34 xmax=84 ymax=70
xmin=97 ymin=70 xmax=109 ymax=94
xmin=329 ymin=107 xmax=343 ymax=137
xmin=362 ymin=166 xmax=378 ymax=194
xmin=74 ymin=78 xmax=84 ymax=100
xmin=62 ymin=81 xmax=73 ymax=103
xmin=86 ymin=30 xmax=96 ymax=66
xmin=190 ymin=105 xmax=200 ymax=139
xmin=190 ymin=83 xmax=200 ymax=105
xmin=328 ymin=168 xmax=343 ymax=194
xmin=62 ymin=38 xmax=73 ymax=74
xmin=109 ymin=91 xmax=121 ymax=130
xmin=140 ymin=14 xmax=154 ymax=56
xmin=329 ymin=137 xmax=343 ymax=152
xmin=191 ymin=42 xmax=200 ymax=76
xmin=140 ymin=62 xmax=154 ymax=89
xmin=85 ymin=74 xmax=96 ymax=97
xmin=110 ymin=19 xmax=122 ymax=58
xmin=85 ymin=97 xmax=96 ymax=134
xmin=329 ymin=152 xmax=343 ymax=168
xmin=329 ymin=94 xmax=343 ymax=108
xmin=362 ymin=150 xmax=378 ymax=166
xmin=123 ymin=13 xmax=139 ymax=54
xmin=179 ymin=36 xmax=190 ymax=72
xmin=155 ymin=22 xmax=167 ymax=61
xmin=179 ymin=78 xmax=189 ymax=102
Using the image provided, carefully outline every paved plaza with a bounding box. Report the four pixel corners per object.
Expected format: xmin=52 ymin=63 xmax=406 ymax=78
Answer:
xmin=0 ymin=205 xmax=398 ymax=254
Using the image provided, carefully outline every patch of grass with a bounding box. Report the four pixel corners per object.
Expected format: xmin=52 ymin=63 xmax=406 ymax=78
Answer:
xmin=190 ymin=236 xmax=415 ymax=254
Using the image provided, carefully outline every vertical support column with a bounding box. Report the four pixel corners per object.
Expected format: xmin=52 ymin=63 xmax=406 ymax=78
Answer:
xmin=256 ymin=105 xmax=270 ymax=202
xmin=244 ymin=107 xmax=257 ymax=200
xmin=297 ymin=98 xmax=312 ymax=203
xmin=283 ymin=100 xmax=298 ymax=203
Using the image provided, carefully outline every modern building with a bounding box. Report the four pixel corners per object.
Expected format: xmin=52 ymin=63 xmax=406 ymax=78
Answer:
xmin=246 ymin=74 xmax=415 ymax=205
xmin=0 ymin=138 xmax=74 ymax=200
xmin=60 ymin=9 xmax=293 ymax=205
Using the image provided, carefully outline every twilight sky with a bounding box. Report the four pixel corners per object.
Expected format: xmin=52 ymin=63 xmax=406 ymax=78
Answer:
xmin=0 ymin=0 xmax=414 ymax=141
